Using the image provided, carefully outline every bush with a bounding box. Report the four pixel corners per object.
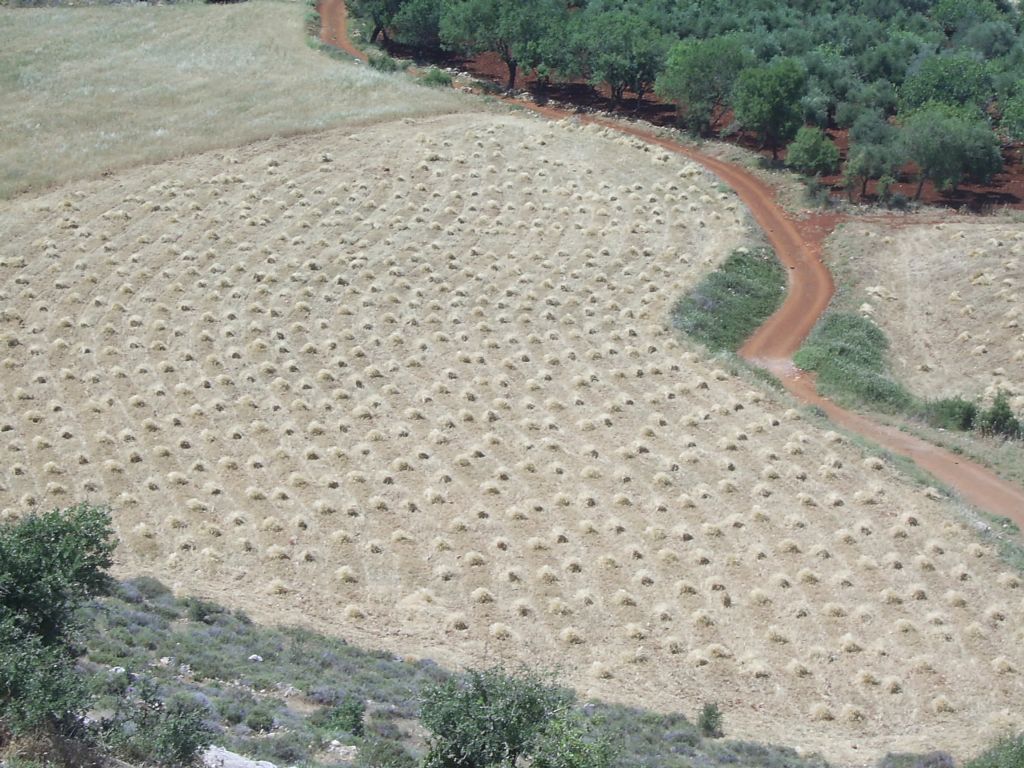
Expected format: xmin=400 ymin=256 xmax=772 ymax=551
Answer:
xmin=368 ymin=53 xmax=405 ymax=72
xmin=975 ymin=391 xmax=1022 ymax=439
xmin=311 ymin=697 xmax=365 ymax=737
xmin=245 ymin=704 xmax=276 ymax=733
xmin=786 ymin=126 xmax=840 ymax=176
xmin=420 ymin=666 xmax=573 ymax=768
xmin=1 ymin=505 xmax=116 ymax=736
xmin=697 ymin=702 xmax=723 ymax=739
xmin=920 ymin=397 xmax=978 ymax=431
xmin=421 ymin=68 xmax=453 ymax=88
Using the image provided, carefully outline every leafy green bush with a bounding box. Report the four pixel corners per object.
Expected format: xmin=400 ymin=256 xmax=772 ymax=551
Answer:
xmin=245 ymin=705 xmax=276 ymax=733
xmin=673 ymin=247 xmax=786 ymax=352
xmin=1 ymin=505 xmax=116 ymax=737
xmin=975 ymin=391 xmax=1023 ymax=439
xmin=532 ymin=715 xmax=614 ymax=768
xmin=421 ymin=68 xmax=453 ymax=88
xmin=786 ymin=126 xmax=840 ymax=176
xmin=357 ymin=737 xmax=419 ymax=768
xmin=311 ymin=697 xmax=366 ymax=737
xmin=421 ymin=666 xmax=573 ymax=768
xmin=368 ymin=53 xmax=406 ymax=72
xmin=697 ymin=703 xmax=724 ymax=739
xmin=920 ymin=397 xmax=978 ymax=431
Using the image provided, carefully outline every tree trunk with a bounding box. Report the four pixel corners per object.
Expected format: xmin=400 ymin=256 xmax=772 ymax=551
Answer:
xmin=505 ymin=59 xmax=518 ymax=93
xmin=635 ymin=87 xmax=645 ymax=110
xmin=915 ymin=176 xmax=926 ymax=201
xmin=861 ymin=177 xmax=868 ymax=198
xmin=370 ymin=22 xmax=383 ymax=44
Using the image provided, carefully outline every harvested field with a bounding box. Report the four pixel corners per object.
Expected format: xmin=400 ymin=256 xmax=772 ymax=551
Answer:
xmin=829 ymin=220 xmax=1024 ymax=414
xmin=0 ymin=0 xmax=465 ymax=199
xmin=2 ymin=112 xmax=1023 ymax=764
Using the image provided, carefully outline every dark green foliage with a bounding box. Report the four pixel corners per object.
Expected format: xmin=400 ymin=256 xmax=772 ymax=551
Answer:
xmin=439 ymin=0 xmax=567 ymax=91
xmin=0 ymin=617 xmax=86 ymax=736
xmin=844 ymin=110 xmax=901 ymax=197
xmin=578 ymin=9 xmax=668 ymax=103
xmin=392 ymin=0 xmax=443 ymax=50
xmin=698 ymin=703 xmax=724 ymax=739
xmin=732 ymin=58 xmax=807 ymax=159
xmin=1 ymin=505 xmax=116 ymax=736
xmin=421 ymin=67 xmax=453 ymax=88
xmin=532 ymin=715 xmax=615 ymax=768
xmin=345 ymin=0 xmax=403 ymax=43
xmin=421 ymin=666 xmax=572 ymax=768
xmin=975 ymin=391 xmax=1023 ymax=439
xmin=965 ymin=733 xmax=1024 ymax=768
xmin=245 ymin=705 xmax=276 ymax=733
xmin=785 ymin=126 xmax=840 ymax=176
xmin=901 ymin=104 xmax=1003 ymax=198
xmin=920 ymin=397 xmax=978 ymax=431
xmin=899 ymin=54 xmax=994 ymax=114
xmin=656 ymin=35 xmax=752 ymax=133
xmin=311 ymin=697 xmax=366 ymax=737
xmin=0 ymin=504 xmax=116 ymax=648
xmin=932 ymin=0 xmax=1005 ymax=35
xmin=1001 ymin=92 xmax=1024 ymax=139
xmin=793 ymin=313 xmax=914 ymax=411
xmin=368 ymin=52 xmax=406 ymax=71
xmin=673 ymin=247 xmax=786 ymax=352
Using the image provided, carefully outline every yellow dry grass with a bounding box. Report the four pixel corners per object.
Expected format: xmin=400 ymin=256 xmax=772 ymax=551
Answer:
xmin=830 ymin=219 xmax=1024 ymax=414
xmin=0 ymin=0 xmax=466 ymax=199
xmin=2 ymin=113 xmax=1024 ymax=764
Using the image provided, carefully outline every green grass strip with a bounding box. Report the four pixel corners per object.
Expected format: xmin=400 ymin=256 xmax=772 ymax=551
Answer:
xmin=672 ymin=246 xmax=786 ymax=352
xmin=793 ymin=312 xmax=914 ymax=411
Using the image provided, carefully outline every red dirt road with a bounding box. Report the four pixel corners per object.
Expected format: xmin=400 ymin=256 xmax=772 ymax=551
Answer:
xmin=317 ymin=0 xmax=1024 ymax=526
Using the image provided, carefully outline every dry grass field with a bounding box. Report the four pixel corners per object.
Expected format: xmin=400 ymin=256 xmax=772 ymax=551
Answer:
xmin=0 ymin=0 xmax=465 ymax=199
xmin=2 ymin=110 xmax=1024 ymax=764
xmin=829 ymin=220 xmax=1024 ymax=414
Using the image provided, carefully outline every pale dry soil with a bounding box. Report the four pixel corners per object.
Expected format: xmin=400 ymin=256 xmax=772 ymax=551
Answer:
xmin=830 ymin=219 xmax=1024 ymax=413
xmin=2 ymin=114 xmax=1023 ymax=764
xmin=0 ymin=0 xmax=465 ymax=199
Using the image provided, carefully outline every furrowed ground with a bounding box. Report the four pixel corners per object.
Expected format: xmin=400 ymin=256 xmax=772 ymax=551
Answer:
xmin=0 ymin=0 xmax=465 ymax=199
xmin=2 ymin=110 xmax=1024 ymax=764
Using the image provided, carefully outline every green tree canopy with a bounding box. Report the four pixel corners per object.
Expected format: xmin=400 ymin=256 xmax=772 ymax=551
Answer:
xmin=785 ymin=125 xmax=840 ymax=175
xmin=345 ymin=0 xmax=405 ymax=44
xmin=901 ymin=103 xmax=1003 ymax=198
xmin=844 ymin=110 xmax=902 ymax=197
xmin=899 ymin=53 xmax=994 ymax=114
xmin=439 ymin=0 xmax=567 ymax=91
xmin=579 ymin=10 xmax=669 ymax=104
xmin=392 ymin=0 xmax=443 ymax=50
xmin=656 ymin=34 xmax=751 ymax=133
xmin=1001 ymin=92 xmax=1024 ymax=140
xmin=732 ymin=58 xmax=807 ymax=158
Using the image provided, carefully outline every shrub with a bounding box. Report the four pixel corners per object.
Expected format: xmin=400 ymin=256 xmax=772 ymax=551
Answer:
xmin=697 ymin=702 xmax=724 ymax=739
xmin=532 ymin=715 xmax=614 ymax=768
xmin=421 ymin=68 xmax=453 ymax=88
xmin=920 ymin=397 xmax=977 ymax=431
xmin=368 ymin=53 xmax=405 ymax=72
xmin=420 ymin=666 xmax=573 ymax=768
xmin=786 ymin=126 xmax=840 ymax=176
xmin=311 ymin=696 xmax=366 ymax=737
xmin=245 ymin=704 xmax=276 ymax=733
xmin=975 ymin=391 xmax=1022 ymax=439
xmin=1 ymin=505 xmax=116 ymax=736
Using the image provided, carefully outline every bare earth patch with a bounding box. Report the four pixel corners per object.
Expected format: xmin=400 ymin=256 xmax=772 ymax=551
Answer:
xmin=2 ymin=113 xmax=1023 ymax=764
xmin=830 ymin=219 xmax=1024 ymax=413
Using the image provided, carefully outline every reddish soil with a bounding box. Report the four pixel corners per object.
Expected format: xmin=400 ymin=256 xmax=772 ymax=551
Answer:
xmin=318 ymin=0 xmax=1024 ymax=526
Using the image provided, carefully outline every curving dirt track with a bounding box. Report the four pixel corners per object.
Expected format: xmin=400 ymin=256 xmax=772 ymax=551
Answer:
xmin=318 ymin=0 xmax=1024 ymax=525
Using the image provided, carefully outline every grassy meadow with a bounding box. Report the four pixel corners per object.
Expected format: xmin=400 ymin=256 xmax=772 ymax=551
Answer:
xmin=0 ymin=0 xmax=466 ymax=198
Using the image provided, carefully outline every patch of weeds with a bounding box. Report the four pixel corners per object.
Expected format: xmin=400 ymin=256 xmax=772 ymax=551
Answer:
xmin=673 ymin=246 xmax=786 ymax=352
xmin=965 ymin=733 xmax=1024 ymax=768
xmin=698 ymin=702 xmax=724 ymax=739
xmin=356 ymin=738 xmax=418 ymax=768
xmin=368 ymin=53 xmax=408 ymax=73
xmin=421 ymin=68 xmax=453 ymax=88
xmin=793 ymin=312 xmax=913 ymax=411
